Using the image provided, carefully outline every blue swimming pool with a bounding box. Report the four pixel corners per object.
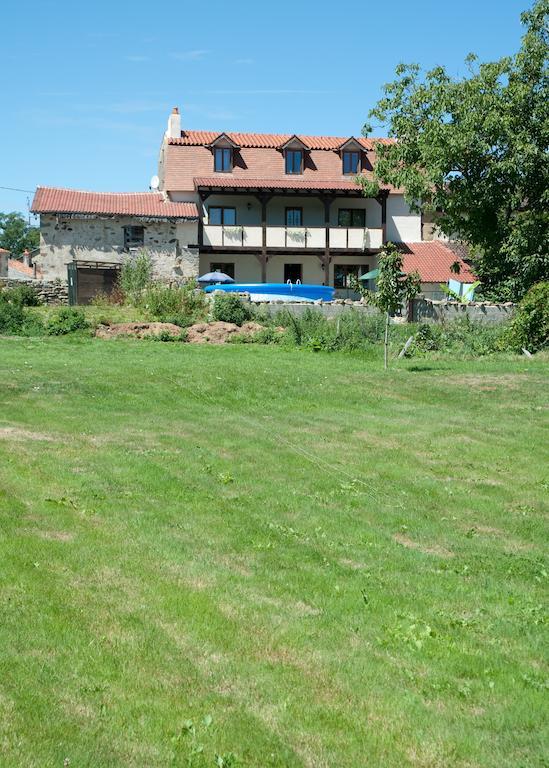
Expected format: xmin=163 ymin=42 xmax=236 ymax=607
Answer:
xmin=204 ymin=283 xmax=334 ymax=301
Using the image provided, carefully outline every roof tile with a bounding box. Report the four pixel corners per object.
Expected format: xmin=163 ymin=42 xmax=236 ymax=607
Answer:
xmin=31 ymin=187 xmax=198 ymax=219
xmin=170 ymin=130 xmax=394 ymax=151
xmin=401 ymin=242 xmax=476 ymax=283
xmin=193 ymin=176 xmax=372 ymax=192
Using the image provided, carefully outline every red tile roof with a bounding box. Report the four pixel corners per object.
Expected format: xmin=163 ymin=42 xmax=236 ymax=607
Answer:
xmin=31 ymin=187 xmax=198 ymax=219
xmin=169 ymin=131 xmax=394 ymax=151
xmin=401 ymin=242 xmax=476 ymax=283
xmin=194 ymin=176 xmax=384 ymax=192
xmin=8 ymin=259 xmax=37 ymax=278
xmin=0 ymin=248 xmax=10 ymax=254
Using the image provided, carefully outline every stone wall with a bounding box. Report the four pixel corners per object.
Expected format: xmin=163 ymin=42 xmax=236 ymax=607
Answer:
xmin=411 ymin=298 xmax=515 ymax=325
xmin=36 ymin=214 xmax=199 ymax=282
xmin=0 ymin=278 xmax=68 ymax=305
xmin=0 ymin=251 xmax=8 ymax=278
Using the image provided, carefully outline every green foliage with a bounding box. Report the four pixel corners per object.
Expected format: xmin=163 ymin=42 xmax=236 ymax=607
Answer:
xmin=245 ymin=308 xmax=392 ymax=353
xmin=352 ymin=243 xmax=420 ymax=367
xmin=504 ymin=281 xmax=549 ymax=353
xmin=1 ymin=283 xmax=42 ymax=307
xmin=46 ymin=307 xmax=90 ymax=336
xmin=140 ymin=280 xmax=208 ymax=327
xmin=367 ymin=1 xmax=549 ymax=301
xmin=212 ymin=293 xmax=253 ymax=326
xmin=118 ymin=250 xmax=153 ymax=299
xmin=0 ymin=212 xmax=39 ymax=256
xmin=353 ymin=243 xmax=420 ymax=315
xmin=0 ymin=299 xmax=25 ymax=334
xmin=0 ymin=294 xmax=45 ymax=336
xmin=407 ymin=319 xmax=508 ymax=357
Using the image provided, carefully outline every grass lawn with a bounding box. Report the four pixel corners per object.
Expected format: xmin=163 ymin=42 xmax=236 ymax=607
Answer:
xmin=0 ymin=337 xmax=547 ymax=767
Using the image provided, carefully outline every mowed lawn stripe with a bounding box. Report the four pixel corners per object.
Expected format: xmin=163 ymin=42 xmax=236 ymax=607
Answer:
xmin=0 ymin=338 xmax=547 ymax=767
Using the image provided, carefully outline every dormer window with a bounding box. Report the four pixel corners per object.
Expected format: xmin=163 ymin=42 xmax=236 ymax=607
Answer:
xmin=214 ymin=147 xmax=232 ymax=172
xmin=285 ymin=150 xmax=303 ymax=175
xmin=343 ymin=151 xmax=360 ymax=175
xmin=209 ymin=133 xmax=239 ymax=173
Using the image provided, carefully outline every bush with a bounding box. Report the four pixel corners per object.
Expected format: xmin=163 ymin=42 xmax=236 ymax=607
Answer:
xmin=407 ymin=318 xmax=507 ymax=357
xmin=118 ymin=250 xmax=153 ymax=300
xmin=20 ymin=311 xmax=45 ymax=337
xmin=212 ymin=293 xmax=253 ymax=326
xmin=140 ymin=281 xmax=208 ymax=326
xmin=504 ymin=281 xmax=549 ymax=353
xmin=1 ymin=284 xmax=42 ymax=307
xmin=0 ymin=300 xmax=25 ymax=334
xmin=273 ymin=308 xmax=387 ymax=352
xmin=46 ymin=307 xmax=90 ymax=336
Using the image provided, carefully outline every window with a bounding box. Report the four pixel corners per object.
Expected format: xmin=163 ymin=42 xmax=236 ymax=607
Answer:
xmin=285 ymin=207 xmax=303 ymax=227
xmin=338 ymin=209 xmax=366 ymax=228
xmin=210 ymin=262 xmax=235 ymax=279
xmin=214 ymin=147 xmax=232 ymax=172
xmin=343 ymin=151 xmax=360 ymax=175
xmin=123 ymin=225 xmax=144 ymax=250
xmin=285 ymin=149 xmax=303 ymax=175
xmin=284 ymin=263 xmax=302 ymax=283
xmin=208 ymin=206 xmax=236 ymax=225
xmin=334 ymin=264 xmax=365 ymax=289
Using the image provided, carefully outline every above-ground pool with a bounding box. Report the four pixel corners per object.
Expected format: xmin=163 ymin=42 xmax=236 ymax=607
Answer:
xmin=204 ymin=283 xmax=334 ymax=302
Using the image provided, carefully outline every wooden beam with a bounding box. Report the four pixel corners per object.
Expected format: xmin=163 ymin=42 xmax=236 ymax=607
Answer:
xmin=197 ymin=191 xmax=210 ymax=248
xmin=377 ymin=190 xmax=388 ymax=245
xmin=320 ymin=195 xmax=335 ymax=286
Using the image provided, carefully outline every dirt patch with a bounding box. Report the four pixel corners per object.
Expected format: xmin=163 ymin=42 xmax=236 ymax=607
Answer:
xmin=339 ymin=558 xmax=367 ymax=570
xmin=0 ymin=426 xmax=53 ymax=442
xmin=186 ymin=320 xmax=265 ymax=344
xmin=36 ymin=530 xmax=75 ymax=542
xmin=95 ymin=322 xmax=183 ymax=339
xmin=394 ymin=533 xmax=454 ymax=558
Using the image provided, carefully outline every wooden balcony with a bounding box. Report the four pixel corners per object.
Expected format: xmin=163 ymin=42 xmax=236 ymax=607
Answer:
xmin=202 ymin=225 xmax=383 ymax=251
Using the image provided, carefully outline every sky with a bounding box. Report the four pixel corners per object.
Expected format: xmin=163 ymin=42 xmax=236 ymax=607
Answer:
xmin=0 ymin=0 xmax=529 ymax=218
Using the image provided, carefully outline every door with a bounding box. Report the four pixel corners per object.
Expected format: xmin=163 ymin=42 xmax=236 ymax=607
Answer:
xmin=284 ymin=263 xmax=302 ymax=283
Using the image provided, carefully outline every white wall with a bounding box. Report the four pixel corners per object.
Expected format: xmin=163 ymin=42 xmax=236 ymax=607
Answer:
xmin=387 ymin=195 xmax=422 ymax=242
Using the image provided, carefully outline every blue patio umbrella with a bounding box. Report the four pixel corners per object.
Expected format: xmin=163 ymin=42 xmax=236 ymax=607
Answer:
xmin=197 ymin=271 xmax=235 ymax=285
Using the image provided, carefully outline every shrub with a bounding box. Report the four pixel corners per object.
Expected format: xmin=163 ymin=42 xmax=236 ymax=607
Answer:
xmin=46 ymin=307 xmax=90 ymax=336
xmin=1 ymin=284 xmax=42 ymax=307
xmin=504 ymin=281 xmax=549 ymax=353
xmin=20 ymin=311 xmax=45 ymax=337
xmin=0 ymin=300 xmax=25 ymax=334
xmin=118 ymin=250 xmax=153 ymax=300
xmin=212 ymin=293 xmax=252 ymax=326
xmin=140 ymin=281 xmax=208 ymax=326
xmin=273 ymin=308 xmax=386 ymax=352
xmin=407 ymin=318 xmax=507 ymax=357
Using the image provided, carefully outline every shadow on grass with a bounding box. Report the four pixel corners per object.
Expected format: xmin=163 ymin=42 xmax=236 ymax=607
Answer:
xmin=405 ymin=363 xmax=451 ymax=372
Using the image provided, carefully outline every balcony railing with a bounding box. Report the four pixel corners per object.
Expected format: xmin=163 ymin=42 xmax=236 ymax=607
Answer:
xmin=203 ymin=225 xmax=383 ymax=250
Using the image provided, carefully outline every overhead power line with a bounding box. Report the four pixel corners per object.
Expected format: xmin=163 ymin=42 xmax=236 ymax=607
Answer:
xmin=0 ymin=186 xmax=35 ymax=194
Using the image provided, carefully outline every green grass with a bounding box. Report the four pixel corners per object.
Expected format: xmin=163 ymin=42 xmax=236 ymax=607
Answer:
xmin=0 ymin=338 xmax=547 ymax=768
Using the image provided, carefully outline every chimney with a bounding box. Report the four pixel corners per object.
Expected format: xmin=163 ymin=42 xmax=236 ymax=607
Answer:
xmin=22 ymin=249 xmax=31 ymax=267
xmin=167 ymin=106 xmax=181 ymax=139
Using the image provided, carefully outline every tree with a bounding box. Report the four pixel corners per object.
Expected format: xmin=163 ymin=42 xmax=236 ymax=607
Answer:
xmin=365 ymin=0 xmax=549 ymax=302
xmin=353 ymin=243 xmax=420 ymax=369
xmin=0 ymin=212 xmax=39 ymax=257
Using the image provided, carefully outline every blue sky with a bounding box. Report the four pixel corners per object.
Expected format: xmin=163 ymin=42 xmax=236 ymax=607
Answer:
xmin=1 ymin=0 xmax=529 ymax=217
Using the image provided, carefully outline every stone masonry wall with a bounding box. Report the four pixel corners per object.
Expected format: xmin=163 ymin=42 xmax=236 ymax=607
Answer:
xmin=36 ymin=214 xmax=199 ymax=282
xmin=0 ymin=278 xmax=68 ymax=305
xmin=411 ymin=298 xmax=515 ymax=325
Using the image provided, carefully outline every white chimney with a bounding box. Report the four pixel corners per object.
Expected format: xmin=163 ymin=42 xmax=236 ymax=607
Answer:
xmin=167 ymin=107 xmax=181 ymax=139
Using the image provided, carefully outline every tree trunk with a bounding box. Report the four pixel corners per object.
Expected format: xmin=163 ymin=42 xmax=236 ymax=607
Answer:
xmin=384 ymin=311 xmax=390 ymax=370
